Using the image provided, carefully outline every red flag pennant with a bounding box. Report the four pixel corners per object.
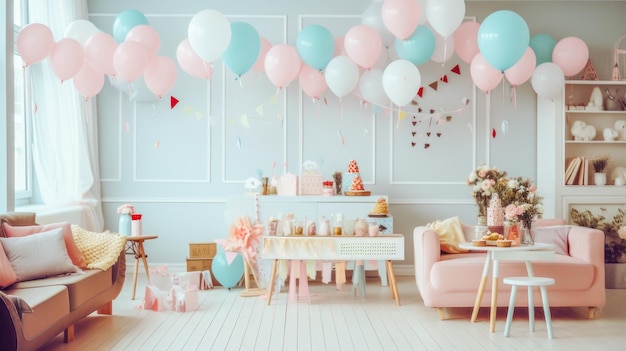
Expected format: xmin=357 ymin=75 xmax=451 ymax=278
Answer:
xmin=451 ymin=64 xmax=461 ymax=75
xmin=417 ymin=87 xmax=424 ymax=97
xmin=492 ymin=128 xmax=497 ymax=138
xmin=170 ymin=96 xmax=179 ymax=109
xmin=429 ymin=81 xmax=438 ymax=91
xmin=440 ymin=75 xmax=448 ymax=83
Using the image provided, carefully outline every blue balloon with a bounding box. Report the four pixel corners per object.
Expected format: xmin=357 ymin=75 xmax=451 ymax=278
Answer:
xmin=296 ymin=25 xmax=334 ymax=70
xmin=530 ymin=34 xmax=557 ymax=66
xmin=113 ymin=9 xmax=149 ymax=43
xmin=211 ymin=246 xmax=244 ymax=289
xmin=477 ymin=10 xmax=530 ymax=72
xmin=222 ymin=22 xmax=261 ymax=77
xmin=395 ymin=25 xmax=435 ymax=66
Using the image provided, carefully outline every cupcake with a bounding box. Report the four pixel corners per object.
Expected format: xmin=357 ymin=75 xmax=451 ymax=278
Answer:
xmin=472 ymin=240 xmax=487 ymax=247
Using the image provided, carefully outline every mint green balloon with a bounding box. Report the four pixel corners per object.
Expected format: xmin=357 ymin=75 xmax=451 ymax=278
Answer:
xmin=222 ymin=22 xmax=261 ymax=77
xmin=113 ymin=9 xmax=148 ymax=43
xmin=296 ymin=25 xmax=334 ymax=70
xmin=211 ymin=245 xmax=244 ymax=289
xmin=477 ymin=10 xmax=530 ymax=71
xmin=395 ymin=25 xmax=435 ymax=66
xmin=530 ymin=34 xmax=556 ymax=66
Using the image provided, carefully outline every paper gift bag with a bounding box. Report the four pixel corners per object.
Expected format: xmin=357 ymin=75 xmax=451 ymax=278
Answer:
xmin=142 ymin=285 xmax=167 ymax=311
xmin=169 ymin=285 xmax=199 ymax=312
xmin=149 ymin=265 xmax=172 ymax=291
xmin=171 ymin=271 xmax=201 ymax=289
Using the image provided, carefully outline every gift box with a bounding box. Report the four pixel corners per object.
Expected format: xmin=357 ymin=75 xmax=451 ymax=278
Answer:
xmin=277 ymin=173 xmax=299 ymax=196
xmin=168 ymin=285 xmax=199 ymax=312
xmin=369 ymin=215 xmax=393 ymax=234
xmin=300 ymin=172 xmax=323 ymax=195
xmin=142 ymin=285 xmax=168 ymax=311
xmin=188 ymin=243 xmax=216 ymax=259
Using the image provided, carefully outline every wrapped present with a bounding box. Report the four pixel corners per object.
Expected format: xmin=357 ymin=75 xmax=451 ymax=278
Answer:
xmin=300 ymin=160 xmax=323 ymax=195
xmin=200 ymin=270 xmax=214 ymax=290
xmin=277 ymin=173 xmax=299 ymax=196
xmin=168 ymin=285 xmax=199 ymax=312
xmin=149 ymin=265 xmax=173 ymax=291
xmin=142 ymin=285 xmax=168 ymax=311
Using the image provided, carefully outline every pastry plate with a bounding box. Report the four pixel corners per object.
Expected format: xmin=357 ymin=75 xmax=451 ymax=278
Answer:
xmin=368 ymin=213 xmax=389 ymax=218
xmin=344 ymin=191 xmax=371 ymax=196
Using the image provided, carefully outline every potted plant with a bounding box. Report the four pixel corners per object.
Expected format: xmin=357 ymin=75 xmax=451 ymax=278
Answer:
xmin=592 ymin=156 xmax=609 ymax=185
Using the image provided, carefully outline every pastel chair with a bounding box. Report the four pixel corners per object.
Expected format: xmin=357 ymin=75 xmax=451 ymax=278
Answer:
xmin=491 ymin=250 xmax=556 ymax=339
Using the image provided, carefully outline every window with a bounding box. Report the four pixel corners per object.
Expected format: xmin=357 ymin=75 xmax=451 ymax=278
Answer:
xmin=14 ymin=0 xmax=31 ymax=200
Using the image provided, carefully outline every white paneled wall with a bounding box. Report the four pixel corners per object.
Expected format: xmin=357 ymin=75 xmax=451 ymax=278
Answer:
xmin=86 ymin=0 xmax=626 ymax=268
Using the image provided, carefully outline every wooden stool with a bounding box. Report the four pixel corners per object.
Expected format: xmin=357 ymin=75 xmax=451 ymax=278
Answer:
xmin=492 ymin=249 xmax=556 ymax=339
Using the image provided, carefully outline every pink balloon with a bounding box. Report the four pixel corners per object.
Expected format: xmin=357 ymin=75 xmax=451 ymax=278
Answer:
xmin=344 ymin=25 xmax=382 ymax=69
xmin=113 ymin=41 xmax=149 ymax=82
xmin=299 ymin=64 xmax=327 ymax=99
xmin=176 ymin=39 xmax=212 ymax=79
xmin=552 ymin=36 xmax=589 ymax=77
xmin=333 ymin=36 xmax=346 ymax=57
xmin=264 ymin=44 xmax=301 ymax=89
xmin=84 ymin=32 xmax=117 ymax=76
xmin=144 ymin=56 xmax=177 ymax=97
xmin=73 ymin=63 xmax=105 ymax=99
xmin=50 ymin=38 xmax=84 ymax=82
xmin=505 ymin=47 xmax=536 ymax=86
xmin=454 ymin=21 xmax=480 ymax=64
xmin=16 ymin=23 xmax=54 ymax=66
xmin=125 ymin=25 xmax=160 ymax=58
xmin=381 ymin=0 xmax=421 ymax=40
xmin=252 ymin=38 xmax=272 ymax=73
xmin=470 ymin=53 xmax=502 ymax=93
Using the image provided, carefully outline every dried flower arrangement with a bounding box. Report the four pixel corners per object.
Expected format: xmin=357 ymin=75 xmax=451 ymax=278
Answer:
xmin=570 ymin=207 xmax=626 ymax=263
xmin=592 ymin=156 xmax=609 ymax=173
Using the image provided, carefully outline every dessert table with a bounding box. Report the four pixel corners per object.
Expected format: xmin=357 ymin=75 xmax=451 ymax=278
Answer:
xmin=458 ymin=242 xmax=555 ymax=332
xmin=262 ymin=234 xmax=404 ymax=306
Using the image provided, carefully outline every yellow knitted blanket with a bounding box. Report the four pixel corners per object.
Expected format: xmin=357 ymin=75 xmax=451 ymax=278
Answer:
xmin=71 ymin=225 xmax=127 ymax=271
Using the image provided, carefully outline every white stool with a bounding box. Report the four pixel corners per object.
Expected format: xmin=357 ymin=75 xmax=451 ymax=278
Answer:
xmin=491 ymin=249 xmax=556 ymax=339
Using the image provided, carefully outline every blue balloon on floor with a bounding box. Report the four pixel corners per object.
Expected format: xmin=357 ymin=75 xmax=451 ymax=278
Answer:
xmin=211 ymin=248 xmax=244 ymax=289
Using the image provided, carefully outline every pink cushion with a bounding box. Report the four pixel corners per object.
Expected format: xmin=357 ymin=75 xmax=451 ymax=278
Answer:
xmin=534 ymin=225 xmax=570 ymax=255
xmin=0 ymin=241 xmax=18 ymax=288
xmin=2 ymin=222 xmax=86 ymax=268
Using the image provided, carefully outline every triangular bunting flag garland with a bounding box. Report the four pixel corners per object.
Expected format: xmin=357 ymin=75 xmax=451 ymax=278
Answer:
xmin=170 ymin=96 xmax=179 ymax=109
xmin=440 ymin=75 xmax=448 ymax=83
xmin=417 ymin=87 xmax=424 ymax=97
xmin=429 ymin=81 xmax=438 ymax=91
xmin=451 ymin=64 xmax=461 ymax=75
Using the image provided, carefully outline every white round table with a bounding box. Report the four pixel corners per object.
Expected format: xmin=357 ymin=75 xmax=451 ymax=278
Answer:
xmin=458 ymin=242 xmax=555 ymax=332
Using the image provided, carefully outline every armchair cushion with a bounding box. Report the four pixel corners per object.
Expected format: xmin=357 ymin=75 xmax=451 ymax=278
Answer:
xmin=534 ymin=225 xmax=570 ymax=255
xmin=0 ymin=241 xmax=17 ymax=288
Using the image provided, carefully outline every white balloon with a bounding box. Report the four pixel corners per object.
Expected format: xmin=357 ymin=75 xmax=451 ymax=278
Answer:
xmin=64 ymin=19 xmax=100 ymax=46
xmin=188 ymin=9 xmax=231 ymax=62
xmin=359 ymin=68 xmax=389 ymax=106
xmin=426 ymin=0 xmax=465 ymax=38
xmin=431 ymin=28 xmax=455 ymax=63
xmin=531 ymin=62 xmax=565 ymax=99
xmin=361 ymin=2 xmax=395 ymax=49
xmin=383 ymin=59 xmax=421 ymax=107
xmin=324 ymin=55 xmax=359 ymax=99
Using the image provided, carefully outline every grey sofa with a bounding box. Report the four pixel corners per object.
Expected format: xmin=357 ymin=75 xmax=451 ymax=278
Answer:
xmin=0 ymin=212 xmax=126 ymax=351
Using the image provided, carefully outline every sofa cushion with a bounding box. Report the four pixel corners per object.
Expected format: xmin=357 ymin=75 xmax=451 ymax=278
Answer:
xmin=2 ymin=221 xmax=86 ymax=268
xmin=431 ymin=253 xmax=595 ymax=293
xmin=533 ymin=225 xmax=570 ymax=255
xmin=13 ymin=268 xmax=112 ymax=311
xmin=427 ymin=216 xmax=469 ymax=254
xmin=3 ymin=285 xmax=70 ymax=340
xmin=0 ymin=228 xmax=79 ymax=282
xmin=0 ymin=241 xmax=17 ymax=288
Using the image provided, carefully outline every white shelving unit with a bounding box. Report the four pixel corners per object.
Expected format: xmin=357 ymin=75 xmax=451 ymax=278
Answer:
xmin=538 ymin=80 xmax=626 ymax=220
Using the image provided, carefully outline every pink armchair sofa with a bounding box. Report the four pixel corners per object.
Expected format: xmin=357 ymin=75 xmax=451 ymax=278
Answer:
xmin=413 ymin=219 xmax=605 ymax=319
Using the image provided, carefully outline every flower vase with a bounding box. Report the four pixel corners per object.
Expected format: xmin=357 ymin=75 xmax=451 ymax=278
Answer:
xmin=520 ymin=223 xmax=534 ymax=246
xmin=504 ymin=221 xmax=521 ymax=246
xmin=594 ymin=172 xmax=607 ymax=186
xmin=474 ymin=215 xmax=488 ymax=240
xmin=119 ymin=213 xmax=131 ymax=236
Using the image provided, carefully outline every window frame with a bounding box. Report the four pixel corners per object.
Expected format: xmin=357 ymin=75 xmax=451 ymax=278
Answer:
xmin=13 ymin=0 xmax=33 ymax=203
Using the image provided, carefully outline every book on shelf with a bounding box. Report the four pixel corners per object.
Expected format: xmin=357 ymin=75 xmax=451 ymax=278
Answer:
xmin=565 ymin=157 xmax=582 ymax=185
xmin=565 ymin=156 xmax=590 ymax=185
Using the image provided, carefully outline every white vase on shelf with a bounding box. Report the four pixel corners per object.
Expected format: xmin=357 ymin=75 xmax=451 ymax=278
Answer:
xmin=594 ymin=172 xmax=607 ymax=186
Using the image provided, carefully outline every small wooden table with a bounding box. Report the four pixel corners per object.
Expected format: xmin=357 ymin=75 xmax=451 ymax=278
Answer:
xmin=458 ymin=242 xmax=554 ymax=332
xmin=125 ymin=235 xmax=158 ymax=300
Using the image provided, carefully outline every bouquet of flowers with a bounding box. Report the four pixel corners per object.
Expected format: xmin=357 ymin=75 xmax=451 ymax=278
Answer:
xmin=467 ymin=164 xmax=507 ymax=217
xmin=504 ymin=198 xmax=543 ymax=229
xmin=117 ymin=204 xmax=136 ymax=215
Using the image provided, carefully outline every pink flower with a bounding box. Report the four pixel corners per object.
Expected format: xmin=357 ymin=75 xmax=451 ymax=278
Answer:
xmin=117 ymin=204 xmax=136 ymax=215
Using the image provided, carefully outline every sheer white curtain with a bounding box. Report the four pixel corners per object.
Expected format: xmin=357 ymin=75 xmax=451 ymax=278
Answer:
xmin=28 ymin=0 xmax=104 ymax=230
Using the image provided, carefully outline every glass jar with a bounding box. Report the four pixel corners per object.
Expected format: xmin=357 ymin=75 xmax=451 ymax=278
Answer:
xmin=520 ymin=223 xmax=534 ymax=245
xmin=504 ymin=220 xmax=520 ymax=246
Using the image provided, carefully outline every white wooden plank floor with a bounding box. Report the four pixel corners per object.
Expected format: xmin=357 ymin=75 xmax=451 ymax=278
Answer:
xmin=40 ymin=274 xmax=626 ymax=350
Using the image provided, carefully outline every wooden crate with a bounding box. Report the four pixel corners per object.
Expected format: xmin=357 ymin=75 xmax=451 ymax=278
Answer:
xmin=186 ymin=257 xmax=220 ymax=286
xmin=188 ymin=242 xmax=216 ymax=259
